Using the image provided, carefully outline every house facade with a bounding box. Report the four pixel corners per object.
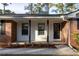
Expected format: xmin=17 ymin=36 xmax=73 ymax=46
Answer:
xmin=0 ymin=10 xmax=79 ymax=48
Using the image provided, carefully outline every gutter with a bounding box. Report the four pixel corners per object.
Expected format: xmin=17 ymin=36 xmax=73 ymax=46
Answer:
xmin=68 ymin=21 xmax=73 ymax=48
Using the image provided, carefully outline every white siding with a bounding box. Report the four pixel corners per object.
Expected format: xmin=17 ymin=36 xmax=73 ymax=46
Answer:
xmin=31 ymin=20 xmax=47 ymax=42
xmin=17 ymin=19 xmax=62 ymax=42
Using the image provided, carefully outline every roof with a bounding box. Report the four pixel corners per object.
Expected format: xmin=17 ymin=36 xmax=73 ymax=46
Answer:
xmin=0 ymin=9 xmax=79 ymax=18
xmin=0 ymin=14 xmax=67 ymax=19
xmin=0 ymin=14 xmax=67 ymax=17
xmin=66 ymin=9 xmax=79 ymax=15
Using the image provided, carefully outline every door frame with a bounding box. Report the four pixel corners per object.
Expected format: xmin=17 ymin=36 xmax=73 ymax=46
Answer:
xmin=53 ymin=22 xmax=61 ymax=41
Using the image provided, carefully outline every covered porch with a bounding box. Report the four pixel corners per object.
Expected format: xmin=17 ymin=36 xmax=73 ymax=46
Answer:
xmin=0 ymin=14 xmax=69 ymax=48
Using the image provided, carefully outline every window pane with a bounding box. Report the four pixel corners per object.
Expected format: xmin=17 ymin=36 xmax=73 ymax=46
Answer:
xmin=22 ymin=23 xmax=28 ymax=35
xmin=38 ymin=23 xmax=45 ymax=35
xmin=53 ymin=23 xmax=60 ymax=39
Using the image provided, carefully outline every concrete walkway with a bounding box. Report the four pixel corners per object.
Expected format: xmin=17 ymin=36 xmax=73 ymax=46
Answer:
xmin=0 ymin=45 xmax=78 ymax=56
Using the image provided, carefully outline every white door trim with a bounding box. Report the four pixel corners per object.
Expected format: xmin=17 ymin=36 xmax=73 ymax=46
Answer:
xmin=53 ymin=23 xmax=61 ymax=41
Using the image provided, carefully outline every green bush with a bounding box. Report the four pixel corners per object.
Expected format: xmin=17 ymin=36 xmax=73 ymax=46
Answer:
xmin=76 ymin=34 xmax=79 ymax=44
xmin=72 ymin=32 xmax=79 ymax=45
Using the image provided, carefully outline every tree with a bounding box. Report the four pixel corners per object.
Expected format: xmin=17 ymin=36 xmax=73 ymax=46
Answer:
xmin=4 ymin=10 xmax=14 ymax=14
xmin=0 ymin=9 xmax=15 ymax=14
xmin=0 ymin=9 xmax=2 ymax=14
xmin=49 ymin=3 xmax=60 ymax=14
xmin=11 ymin=12 xmax=15 ymax=14
xmin=49 ymin=3 xmax=76 ymax=14
xmin=49 ymin=3 xmax=56 ymax=8
xmin=55 ymin=3 xmax=64 ymax=14
xmin=55 ymin=3 xmax=76 ymax=14
xmin=65 ymin=3 xmax=76 ymax=12
xmin=32 ymin=3 xmax=42 ymax=14
xmin=24 ymin=3 xmax=49 ymax=14
xmin=24 ymin=3 xmax=76 ymax=14
xmin=24 ymin=3 xmax=32 ymax=14
xmin=5 ymin=10 xmax=11 ymax=14
xmin=1 ymin=3 xmax=9 ymax=14
xmin=41 ymin=3 xmax=49 ymax=14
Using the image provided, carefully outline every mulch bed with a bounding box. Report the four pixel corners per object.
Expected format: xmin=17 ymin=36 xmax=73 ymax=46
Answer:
xmin=0 ymin=42 xmax=57 ymax=48
xmin=10 ymin=44 xmax=57 ymax=48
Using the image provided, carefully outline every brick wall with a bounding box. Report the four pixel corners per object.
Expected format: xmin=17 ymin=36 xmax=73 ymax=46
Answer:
xmin=61 ymin=21 xmax=69 ymax=44
xmin=70 ymin=18 xmax=79 ymax=49
xmin=0 ymin=20 xmax=17 ymax=48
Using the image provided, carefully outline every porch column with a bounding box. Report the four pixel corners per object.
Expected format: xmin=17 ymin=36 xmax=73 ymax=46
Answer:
xmin=47 ymin=20 xmax=49 ymax=43
xmin=29 ymin=20 xmax=31 ymax=43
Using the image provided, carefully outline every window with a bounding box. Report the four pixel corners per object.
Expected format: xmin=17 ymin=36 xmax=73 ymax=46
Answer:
xmin=38 ymin=23 xmax=45 ymax=35
xmin=77 ymin=18 xmax=79 ymax=29
xmin=0 ymin=20 xmax=5 ymax=35
xmin=53 ymin=23 xmax=60 ymax=39
xmin=22 ymin=23 xmax=28 ymax=35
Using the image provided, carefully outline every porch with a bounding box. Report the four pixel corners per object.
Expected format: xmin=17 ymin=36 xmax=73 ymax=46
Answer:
xmin=0 ymin=14 xmax=69 ymax=48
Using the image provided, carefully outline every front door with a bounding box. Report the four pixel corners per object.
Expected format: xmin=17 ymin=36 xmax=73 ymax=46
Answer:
xmin=53 ymin=23 xmax=61 ymax=41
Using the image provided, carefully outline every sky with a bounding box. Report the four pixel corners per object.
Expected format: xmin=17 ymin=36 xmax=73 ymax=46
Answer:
xmin=0 ymin=3 xmax=27 ymax=14
xmin=0 ymin=3 xmax=79 ymax=14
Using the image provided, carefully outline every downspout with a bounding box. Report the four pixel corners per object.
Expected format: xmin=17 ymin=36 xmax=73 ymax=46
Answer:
xmin=68 ymin=20 xmax=73 ymax=48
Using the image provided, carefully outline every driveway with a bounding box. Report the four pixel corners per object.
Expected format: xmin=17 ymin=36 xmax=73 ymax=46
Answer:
xmin=0 ymin=45 xmax=78 ymax=56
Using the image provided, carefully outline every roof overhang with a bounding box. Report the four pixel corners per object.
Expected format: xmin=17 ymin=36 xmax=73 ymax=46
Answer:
xmin=0 ymin=14 xmax=67 ymax=21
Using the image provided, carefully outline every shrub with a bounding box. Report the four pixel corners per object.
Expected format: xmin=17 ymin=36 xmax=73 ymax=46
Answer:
xmin=72 ymin=32 xmax=79 ymax=45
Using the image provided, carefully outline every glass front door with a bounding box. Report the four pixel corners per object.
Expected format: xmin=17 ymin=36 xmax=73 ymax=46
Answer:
xmin=53 ymin=23 xmax=61 ymax=41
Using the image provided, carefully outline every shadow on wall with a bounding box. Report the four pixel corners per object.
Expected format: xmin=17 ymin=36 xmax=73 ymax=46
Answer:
xmin=60 ymin=21 xmax=68 ymax=43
